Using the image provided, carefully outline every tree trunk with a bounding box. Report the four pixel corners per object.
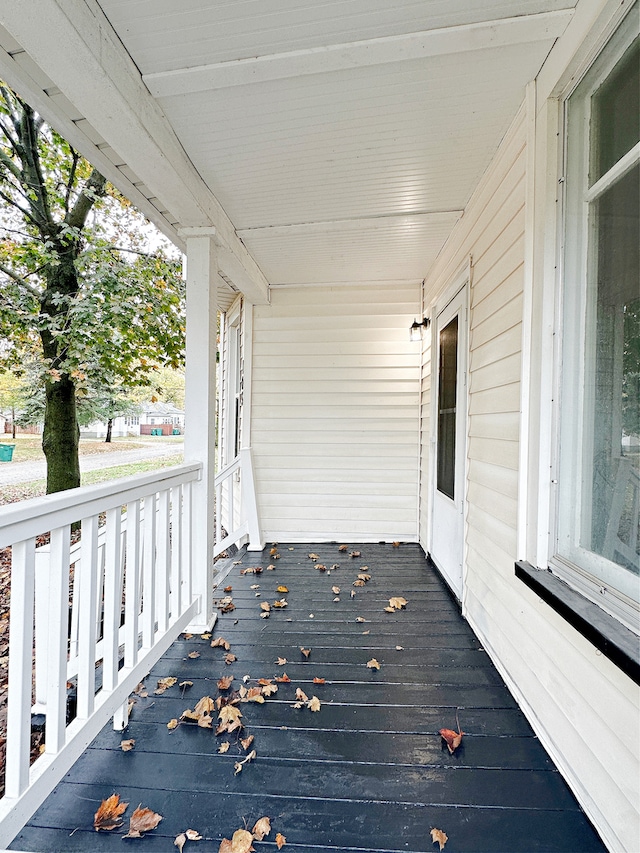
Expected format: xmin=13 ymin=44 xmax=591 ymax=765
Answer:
xmin=105 ymin=417 xmax=113 ymax=443
xmin=42 ymin=374 xmax=80 ymax=493
xmin=11 ymin=406 xmax=15 ymax=440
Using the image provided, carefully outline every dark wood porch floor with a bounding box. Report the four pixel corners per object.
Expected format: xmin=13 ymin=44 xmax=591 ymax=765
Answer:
xmin=11 ymin=543 xmax=605 ymax=852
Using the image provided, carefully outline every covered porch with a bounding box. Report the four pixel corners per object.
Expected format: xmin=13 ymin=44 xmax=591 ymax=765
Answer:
xmin=10 ymin=543 xmax=604 ymax=852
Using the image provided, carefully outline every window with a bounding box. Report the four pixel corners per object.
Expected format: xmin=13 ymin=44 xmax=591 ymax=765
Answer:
xmin=557 ymin=8 xmax=639 ymax=631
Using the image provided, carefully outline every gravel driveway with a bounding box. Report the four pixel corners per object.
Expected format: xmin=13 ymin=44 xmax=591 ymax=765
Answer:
xmin=0 ymin=440 xmax=184 ymax=486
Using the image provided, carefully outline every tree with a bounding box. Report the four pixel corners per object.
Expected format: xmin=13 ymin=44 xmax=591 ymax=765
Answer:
xmin=0 ymin=84 xmax=185 ymax=492
xmin=0 ymin=369 xmax=29 ymax=438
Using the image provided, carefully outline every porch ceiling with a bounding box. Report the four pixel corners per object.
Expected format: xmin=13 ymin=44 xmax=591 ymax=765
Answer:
xmin=0 ymin=1 xmax=576 ymax=295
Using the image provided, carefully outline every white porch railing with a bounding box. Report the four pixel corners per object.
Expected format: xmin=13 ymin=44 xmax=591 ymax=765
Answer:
xmin=215 ymin=447 xmax=262 ymax=558
xmin=0 ymin=463 xmax=202 ymax=847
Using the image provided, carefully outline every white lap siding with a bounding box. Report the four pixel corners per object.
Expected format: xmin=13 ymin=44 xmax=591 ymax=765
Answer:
xmin=421 ymin=101 xmax=639 ymax=851
xmin=251 ymin=283 xmax=421 ymax=542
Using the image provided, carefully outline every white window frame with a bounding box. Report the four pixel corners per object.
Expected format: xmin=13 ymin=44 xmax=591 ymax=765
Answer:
xmin=550 ymin=7 xmax=639 ymax=632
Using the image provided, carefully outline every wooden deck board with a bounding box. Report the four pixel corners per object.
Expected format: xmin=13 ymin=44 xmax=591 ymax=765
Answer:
xmin=10 ymin=543 xmax=606 ymax=852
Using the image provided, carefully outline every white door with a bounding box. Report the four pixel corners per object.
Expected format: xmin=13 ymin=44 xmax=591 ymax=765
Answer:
xmin=430 ymin=283 xmax=468 ymax=600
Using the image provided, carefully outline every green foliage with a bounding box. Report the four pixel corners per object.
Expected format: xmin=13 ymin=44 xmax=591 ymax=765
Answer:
xmin=0 ymin=82 xmax=185 ymax=490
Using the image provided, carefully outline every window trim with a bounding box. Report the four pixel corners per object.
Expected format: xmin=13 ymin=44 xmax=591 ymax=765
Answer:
xmin=549 ymin=9 xmax=639 ymax=632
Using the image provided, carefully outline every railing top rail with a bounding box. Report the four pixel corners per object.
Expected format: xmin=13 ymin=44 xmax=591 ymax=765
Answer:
xmin=0 ymin=462 xmax=202 ymax=549
xmin=215 ymin=454 xmax=241 ymax=485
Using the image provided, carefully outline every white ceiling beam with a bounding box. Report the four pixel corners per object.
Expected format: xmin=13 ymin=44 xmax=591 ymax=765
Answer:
xmin=144 ymin=9 xmax=575 ymax=99
xmin=0 ymin=0 xmax=270 ymax=304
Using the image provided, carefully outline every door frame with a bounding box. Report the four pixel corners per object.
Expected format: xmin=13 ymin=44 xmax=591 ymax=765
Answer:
xmin=428 ymin=268 xmax=470 ymax=604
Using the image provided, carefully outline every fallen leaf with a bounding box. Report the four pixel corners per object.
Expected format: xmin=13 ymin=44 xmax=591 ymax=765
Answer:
xmin=353 ymin=579 xmax=365 ymax=587
xmin=187 ymin=830 xmax=203 ymax=841
xmin=250 ymin=584 xmax=260 ymax=590
xmin=94 ymin=793 xmax=128 ymax=831
xmin=389 ymin=596 xmax=408 ymax=610
xmin=198 ymin=713 xmax=213 ymax=728
xmin=270 ymin=546 xmax=278 ymax=556
xmin=218 ymin=675 xmax=234 ymax=691
xmin=355 ymin=617 xmax=366 ymax=623
xmin=175 ymin=833 xmax=187 ymax=852
xmin=362 ymin=630 xmax=370 ymax=635
xmin=313 ymin=677 xmax=325 ymax=685
xmin=295 ymin=687 xmax=309 ymax=702
xmin=267 ymin=564 xmax=276 ymax=570
xmin=120 ymin=739 xmax=135 ymax=752
xmin=331 ymin=586 xmax=340 ymax=594
xmin=330 ymin=564 xmax=340 ymax=570
xmin=276 ymin=585 xmax=289 ymax=593
xmin=275 ymin=832 xmax=286 ymax=849
xmin=217 ymin=596 xmax=235 ymax=613
xmin=194 ymin=696 xmax=215 ymax=715
xmin=338 ymin=544 xmax=348 ymax=552
xmin=175 ymin=829 xmax=204 ymax=852
xmin=308 ymin=696 xmax=321 ymax=712
xmin=167 ymin=718 xmax=179 ymax=730
xmin=179 ymin=681 xmax=193 ymax=690
xmin=155 ymin=676 xmax=178 ymax=694
xmin=218 ymin=741 xmax=230 ymax=753
xmin=260 ymin=611 xmax=270 ymax=619
xmin=187 ymin=651 xmax=200 ymax=659
xmin=202 ymin=630 xmax=212 ymax=637
xmin=439 ymin=727 xmax=464 ymax=753
xmin=358 ymin=573 xmax=371 ymax=582
xmin=308 ymin=553 xmax=320 ymax=560
xmin=367 ymin=658 xmax=381 ymax=670
xmin=224 ymin=585 xmax=233 ymax=592
xmin=350 ymin=551 xmax=361 ymax=558
xmin=333 ymin=596 xmax=340 ymax=602
xmin=183 ymin=633 xmax=193 ymax=640
xmin=300 ymin=647 xmax=311 ymax=658
xmin=216 ymin=705 xmax=243 ymax=734
xmin=392 ymin=541 xmax=400 ymax=548
xmin=262 ymin=684 xmax=278 ymax=696
xmin=275 ymin=657 xmax=287 ymax=665
xmin=219 ymin=828 xmax=255 ymax=853
xmin=350 ymin=589 xmax=356 ymax=599
xmin=123 ymin=805 xmax=163 ymax=838
xmin=211 ymin=637 xmax=231 ymax=650
xmin=234 ymin=749 xmax=257 ymax=775
xmin=240 ymin=734 xmax=254 ymax=750
xmin=396 ymin=645 xmax=404 ymax=651
xmin=181 ymin=709 xmax=201 ymax=722
xmin=431 ymin=827 xmax=448 ymax=850
xmin=246 ymin=687 xmax=265 ymax=703
xmin=275 ymin=673 xmax=291 ymax=683
xmin=225 ymin=653 xmax=237 ymax=665
xmin=384 ymin=606 xmax=395 ymax=613
xmin=273 ymin=599 xmax=288 ymax=608
xmin=260 ymin=602 xmax=271 ymax=612
xmin=252 ymin=816 xmax=271 ymax=840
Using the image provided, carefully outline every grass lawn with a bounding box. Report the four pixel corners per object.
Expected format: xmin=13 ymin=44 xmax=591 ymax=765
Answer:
xmin=0 ymin=434 xmax=183 ymax=463
xmin=0 ymin=454 xmax=184 ymax=506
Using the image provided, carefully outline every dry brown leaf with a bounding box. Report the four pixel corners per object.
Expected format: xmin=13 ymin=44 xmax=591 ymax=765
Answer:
xmin=350 ymin=551 xmax=361 ymax=558
xmin=252 ymin=816 xmax=271 ymax=840
xmin=234 ymin=749 xmax=257 ymax=775
xmin=179 ymin=680 xmax=193 ymax=690
xmin=392 ymin=541 xmax=400 ymax=548
xmin=275 ymin=673 xmax=291 ymax=683
xmin=187 ymin=651 xmax=200 ymax=659
xmin=218 ymin=741 xmax=230 ymax=753
xmin=186 ymin=830 xmax=203 ymax=841
xmin=431 ymin=827 xmax=448 ymax=850
xmin=362 ymin=630 xmax=370 ymax=635
xmin=331 ymin=586 xmax=341 ymax=594
xmin=396 ymin=645 xmax=404 ymax=650
xmin=261 ymin=684 xmax=278 ymax=696
xmin=275 ymin=832 xmax=286 ymax=849
xmin=367 ymin=658 xmax=381 ymax=670
xmin=197 ymin=713 xmax=213 ymax=728
xmin=240 ymin=734 xmax=255 ymax=750
xmin=181 ymin=709 xmax=201 ymax=722
xmin=275 ymin=657 xmax=287 ymax=665
xmin=211 ymin=637 xmax=231 ymax=650
xmin=267 ymin=564 xmax=276 ymax=570
xmin=338 ymin=544 xmax=348 ymax=552
xmin=353 ymin=579 xmax=365 ymax=587
xmin=350 ymin=589 xmax=356 ymax=599
xmin=312 ymin=677 xmax=325 ymax=685
xmin=217 ymin=705 xmax=243 ymax=734
xmin=439 ymin=727 xmax=464 ymax=754
xmin=194 ymin=696 xmax=215 ymax=715
xmin=276 ymin=585 xmax=289 ymax=593
xmin=94 ymin=793 xmax=128 ymax=831
xmin=308 ymin=552 xmax=320 ymax=560
xmin=300 ymin=647 xmax=311 ymax=658
xmin=120 ymin=739 xmax=135 ymax=752
xmin=389 ymin=596 xmax=408 ymax=610
xmin=225 ymin=653 xmax=237 ymax=665
xmin=154 ymin=676 xmax=177 ymax=694
xmin=260 ymin=602 xmax=271 ymax=612
xmin=260 ymin=611 xmax=270 ymax=619
xmin=355 ymin=617 xmax=366 ymax=623
xmin=250 ymin=583 xmax=260 ymax=590
xmin=223 ymin=828 xmax=255 ymax=853
xmin=218 ymin=596 xmax=236 ymax=613
xmin=167 ymin=718 xmax=179 ymax=730
xmin=258 ymin=677 xmax=273 ymax=685
xmin=295 ymin=687 xmax=309 ymax=702
xmin=308 ymin=696 xmax=321 ymax=712
xmin=183 ymin=632 xmax=193 ymax=639
xmin=123 ymin=805 xmax=163 ymax=838
xmin=218 ymin=675 xmax=234 ymax=691
xmin=175 ymin=833 xmax=187 ymax=852
xmin=358 ymin=573 xmax=371 ymax=582
xmin=273 ymin=599 xmax=288 ymax=608
xmin=383 ymin=606 xmax=395 ymax=613
xmin=333 ymin=596 xmax=340 ymax=602
xmin=246 ymin=687 xmax=265 ymax=704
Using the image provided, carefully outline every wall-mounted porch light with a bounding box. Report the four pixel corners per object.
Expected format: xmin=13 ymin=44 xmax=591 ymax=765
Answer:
xmin=409 ymin=317 xmax=430 ymax=342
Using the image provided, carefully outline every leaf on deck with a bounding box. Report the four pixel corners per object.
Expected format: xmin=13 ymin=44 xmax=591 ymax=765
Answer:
xmin=275 ymin=832 xmax=287 ymax=849
xmin=120 ymin=739 xmax=135 ymax=752
xmin=430 ymin=827 xmax=448 ymax=850
xmin=219 ymin=828 xmax=254 ymax=853
xmin=252 ymin=816 xmax=271 ymax=840
xmin=211 ymin=637 xmax=231 ymax=650
xmin=123 ymin=805 xmax=163 ymax=838
xmin=93 ymin=793 xmax=128 ymax=831
xmin=367 ymin=658 xmax=381 ymax=670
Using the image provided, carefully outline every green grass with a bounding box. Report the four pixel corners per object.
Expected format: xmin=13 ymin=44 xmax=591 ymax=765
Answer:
xmin=0 ymin=434 xmax=183 ymax=464
xmin=0 ymin=453 xmax=184 ymax=506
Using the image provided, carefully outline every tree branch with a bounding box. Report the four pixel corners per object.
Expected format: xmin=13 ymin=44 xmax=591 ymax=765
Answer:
xmin=0 ymin=260 xmax=42 ymax=298
xmin=0 ymin=145 xmax=22 ymax=181
xmin=18 ymin=100 xmax=54 ymax=230
xmin=64 ymin=148 xmax=79 ymax=218
xmin=66 ymin=167 xmax=107 ymax=230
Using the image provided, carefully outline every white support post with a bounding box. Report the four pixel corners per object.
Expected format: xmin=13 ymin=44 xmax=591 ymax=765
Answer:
xmin=182 ymin=228 xmax=218 ymax=632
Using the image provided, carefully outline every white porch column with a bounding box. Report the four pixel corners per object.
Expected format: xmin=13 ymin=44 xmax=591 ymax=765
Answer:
xmin=182 ymin=228 xmax=218 ymax=632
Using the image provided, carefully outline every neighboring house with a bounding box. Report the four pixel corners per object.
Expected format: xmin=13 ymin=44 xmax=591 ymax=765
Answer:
xmin=0 ymin=2 xmax=637 ymax=850
xmin=79 ymin=402 xmax=185 ymax=438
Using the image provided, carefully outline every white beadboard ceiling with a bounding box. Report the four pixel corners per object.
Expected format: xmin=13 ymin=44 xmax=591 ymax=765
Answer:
xmin=0 ymin=0 xmax=577 ymax=292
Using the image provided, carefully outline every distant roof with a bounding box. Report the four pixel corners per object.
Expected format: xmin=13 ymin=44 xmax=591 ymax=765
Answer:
xmin=142 ymin=402 xmax=185 ymax=416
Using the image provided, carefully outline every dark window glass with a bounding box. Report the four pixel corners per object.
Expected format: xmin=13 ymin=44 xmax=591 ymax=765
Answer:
xmin=437 ymin=316 xmax=458 ymax=500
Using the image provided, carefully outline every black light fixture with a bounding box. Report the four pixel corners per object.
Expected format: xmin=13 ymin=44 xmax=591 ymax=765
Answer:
xmin=409 ymin=317 xmax=430 ymax=342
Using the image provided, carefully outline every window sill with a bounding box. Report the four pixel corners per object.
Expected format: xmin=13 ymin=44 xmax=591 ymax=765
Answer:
xmin=515 ymin=561 xmax=640 ymax=685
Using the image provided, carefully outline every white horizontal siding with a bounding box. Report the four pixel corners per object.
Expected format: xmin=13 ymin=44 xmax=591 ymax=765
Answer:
xmin=420 ymin=97 xmax=639 ymax=851
xmin=251 ymin=283 xmax=420 ymax=542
